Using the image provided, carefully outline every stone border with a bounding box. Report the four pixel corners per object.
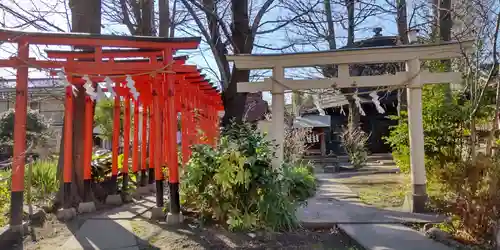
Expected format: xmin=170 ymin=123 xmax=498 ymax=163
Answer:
xmin=0 ymin=221 xmax=29 ymax=249
xmin=299 ymin=222 xmax=365 ymax=250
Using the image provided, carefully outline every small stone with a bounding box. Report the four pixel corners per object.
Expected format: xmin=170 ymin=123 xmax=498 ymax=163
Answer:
xmin=56 ymin=208 xmax=76 ymax=221
xmin=30 ymin=210 xmax=46 ymax=227
xmin=78 ymin=202 xmax=96 ymax=214
xmin=247 ymin=232 xmax=256 ymax=238
xmin=136 ymin=186 xmax=150 ymax=195
xmin=423 ymin=223 xmax=434 ymax=232
xmin=425 ymin=227 xmax=451 ymax=241
xmin=324 ymin=165 xmax=338 ymax=173
xmin=105 ymin=194 xmax=123 ymax=206
xmin=122 ymin=194 xmax=134 ymax=203
xmin=148 ymin=184 xmax=157 ymax=193
xmin=166 ymin=212 xmax=184 ymax=225
xmin=150 ymin=207 xmax=165 ymax=221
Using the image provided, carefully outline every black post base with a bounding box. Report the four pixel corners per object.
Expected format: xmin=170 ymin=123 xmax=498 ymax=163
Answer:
xmin=140 ymin=169 xmax=147 ymax=186
xmin=412 ymin=184 xmax=428 ymax=213
xmin=148 ymin=168 xmax=155 ymax=184
xmin=133 ymin=171 xmax=139 ymax=188
xmin=9 ymin=191 xmax=24 ymax=227
xmin=63 ymin=182 xmax=71 ymax=208
xmin=83 ymin=179 xmax=91 ymax=202
xmin=169 ymin=182 xmax=180 ymax=214
xmin=156 ymin=180 xmax=164 ymax=207
xmin=122 ymin=173 xmax=129 ymax=193
xmin=110 ymin=175 xmax=118 ymax=194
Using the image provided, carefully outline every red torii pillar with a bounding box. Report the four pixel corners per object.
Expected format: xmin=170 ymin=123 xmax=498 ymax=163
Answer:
xmin=123 ymin=94 xmax=131 ymax=192
xmin=164 ymin=50 xmax=182 ymax=222
xmin=132 ymin=99 xmax=140 ymax=185
xmin=63 ymin=84 xmax=74 ymax=208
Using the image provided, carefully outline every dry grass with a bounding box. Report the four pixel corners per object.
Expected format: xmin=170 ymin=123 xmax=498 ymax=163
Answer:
xmin=336 ymin=173 xmax=411 ymax=209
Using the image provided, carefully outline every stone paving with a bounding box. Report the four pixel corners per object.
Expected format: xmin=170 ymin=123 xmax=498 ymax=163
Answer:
xmin=296 ymin=156 xmax=453 ymax=250
xmin=59 ymin=196 xmax=157 ymax=250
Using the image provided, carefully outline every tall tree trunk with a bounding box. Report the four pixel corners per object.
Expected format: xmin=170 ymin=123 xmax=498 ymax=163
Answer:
xmin=344 ymin=0 xmax=358 ymax=128
xmin=397 ymin=0 xmax=408 ymax=116
xmin=324 ymin=0 xmax=336 ymax=50
xmin=221 ymin=0 xmax=252 ymax=126
xmin=169 ymin=0 xmax=178 ymax=37
xmin=139 ymin=0 xmax=154 ymax=35
xmin=485 ymin=12 xmax=500 ymax=156
xmin=346 ymin=0 xmax=354 ymax=46
xmin=56 ymin=0 xmax=102 ymax=207
xmin=322 ymin=0 xmax=336 ymax=77
xmin=439 ymin=0 xmax=453 ymax=102
xmin=159 ymin=0 xmax=170 ymax=37
xmin=430 ymin=0 xmax=439 ymax=40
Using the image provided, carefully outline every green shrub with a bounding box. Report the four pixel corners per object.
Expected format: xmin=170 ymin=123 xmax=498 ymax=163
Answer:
xmin=283 ymin=162 xmax=316 ymax=204
xmin=0 ymin=170 xmax=9 ymax=227
xmin=384 ymin=85 xmax=470 ymax=174
xmin=181 ymin=122 xmax=316 ymax=231
xmin=91 ymin=152 xmax=137 ymax=192
xmin=26 ymin=160 xmax=59 ymax=204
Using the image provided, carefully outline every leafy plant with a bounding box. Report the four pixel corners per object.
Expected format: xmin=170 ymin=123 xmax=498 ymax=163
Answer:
xmin=0 ymin=170 xmax=9 ymax=227
xmin=181 ymin=122 xmax=316 ymax=231
xmin=26 ymin=160 xmax=59 ymax=204
xmin=384 ymin=85 xmax=470 ymax=174
xmin=94 ymin=99 xmax=133 ymax=141
xmin=341 ymin=126 xmax=369 ymax=169
xmin=282 ymin=162 xmax=317 ymax=204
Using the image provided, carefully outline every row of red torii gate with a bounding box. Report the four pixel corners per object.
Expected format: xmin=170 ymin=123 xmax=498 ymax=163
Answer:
xmin=0 ymin=29 xmax=223 ymax=229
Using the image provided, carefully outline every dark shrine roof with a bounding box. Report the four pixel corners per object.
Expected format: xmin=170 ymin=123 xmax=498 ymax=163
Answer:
xmin=348 ymin=36 xmax=400 ymax=48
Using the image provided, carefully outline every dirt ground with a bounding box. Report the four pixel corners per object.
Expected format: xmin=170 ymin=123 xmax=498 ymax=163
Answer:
xmin=5 ymin=213 xmax=363 ymax=250
xmin=129 ymin=218 xmax=362 ymax=250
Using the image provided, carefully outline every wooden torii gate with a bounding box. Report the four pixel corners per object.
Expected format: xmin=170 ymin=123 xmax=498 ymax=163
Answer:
xmin=228 ymin=39 xmax=473 ymax=213
xmin=0 ymin=29 xmax=222 ymax=230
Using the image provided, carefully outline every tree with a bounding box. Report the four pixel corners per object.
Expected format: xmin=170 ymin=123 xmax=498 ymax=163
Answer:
xmin=180 ymin=0 xmax=302 ymax=126
xmin=396 ymin=0 xmax=409 ymax=115
xmin=102 ymin=0 xmax=155 ymax=35
xmin=55 ymin=0 xmax=102 ymax=207
xmin=94 ymin=99 xmax=126 ymax=141
xmin=283 ymin=0 xmax=383 ymax=126
xmin=0 ymin=109 xmax=51 ymax=160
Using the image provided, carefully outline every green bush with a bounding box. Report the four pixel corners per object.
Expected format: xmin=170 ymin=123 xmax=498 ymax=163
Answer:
xmin=0 ymin=160 xmax=58 ymax=226
xmin=91 ymin=152 xmax=137 ymax=192
xmin=0 ymin=170 xmax=9 ymax=227
xmin=283 ymin=162 xmax=316 ymax=204
xmin=181 ymin=122 xmax=316 ymax=231
xmin=384 ymin=85 xmax=469 ymax=174
xmin=26 ymin=160 xmax=59 ymax=204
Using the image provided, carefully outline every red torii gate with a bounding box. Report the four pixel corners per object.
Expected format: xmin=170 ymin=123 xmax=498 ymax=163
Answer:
xmin=0 ymin=29 xmax=222 ymax=229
